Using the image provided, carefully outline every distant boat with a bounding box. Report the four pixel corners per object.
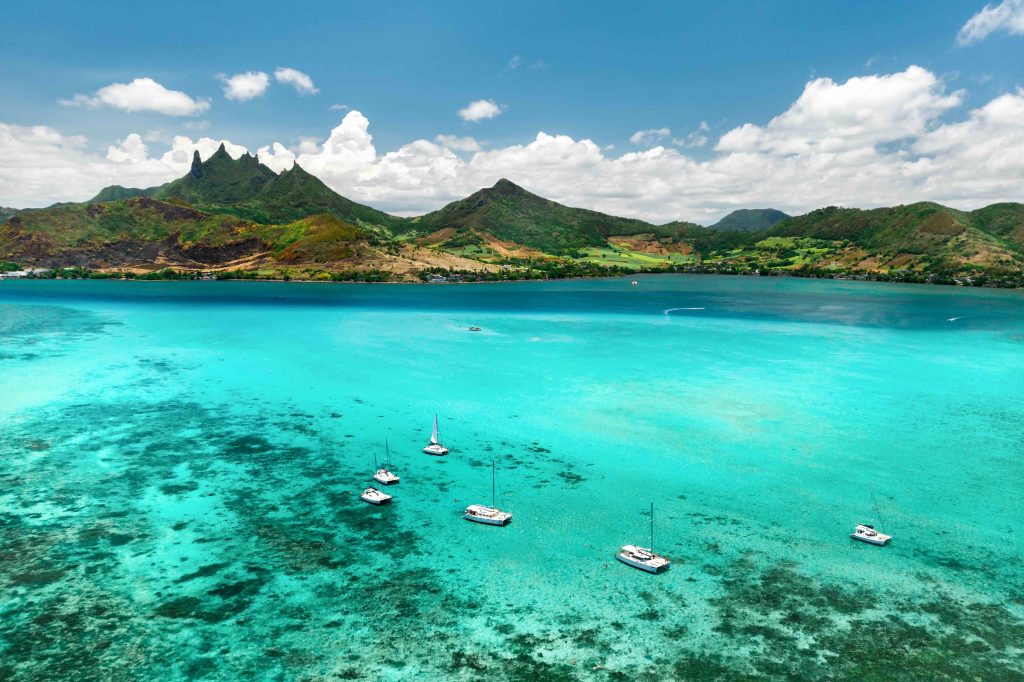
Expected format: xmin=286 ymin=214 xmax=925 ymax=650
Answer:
xmin=851 ymin=524 xmax=891 ymax=545
xmin=616 ymin=502 xmax=671 ymax=573
xmin=851 ymin=493 xmax=892 ymax=546
xmin=467 ymin=326 xmax=482 ymax=332
xmin=464 ymin=461 xmax=512 ymax=526
xmin=373 ymin=438 xmax=400 ymax=486
xmin=360 ymin=487 xmax=392 ymax=505
xmin=423 ymin=414 xmax=449 ymax=456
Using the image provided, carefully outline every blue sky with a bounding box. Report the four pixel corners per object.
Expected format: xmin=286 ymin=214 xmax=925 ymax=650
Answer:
xmin=2 ymin=1 xmax=1023 ymax=221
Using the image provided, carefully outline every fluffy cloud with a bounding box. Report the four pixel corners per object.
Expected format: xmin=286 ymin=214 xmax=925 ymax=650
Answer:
xmin=9 ymin=66 xmax=1024 ymax=225
xmin=60 ymin=78 xmax=210 ymax=116
xmin=274 ymin=67 xmax=318 ymax=95
xmin=0 ymin=123 xmax=244 ymax=206
xmin=957 ymin=0 xmax=1024 ymax=45
xmin=673 ymin=122 xmax=709 ymax=148
xmin=434 ymin=135 xmax=482 ymax=152
xmin=219 ymin=71 xmax=270 ymax=101
xmin=630 ymin=128 xmax=671 ymax=145
xmin=458 ymin=99 xmax=502 ymax=122
xmin=716 ymin=66 xmax=961 ymax=154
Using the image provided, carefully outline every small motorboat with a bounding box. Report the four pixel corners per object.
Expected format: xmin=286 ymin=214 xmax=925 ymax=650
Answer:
xmin=616 ymin=502 xmax=670 ymax=573
xmin=851 ymin=524 xmax=891 ymax=546
xmin=423 ymin=414 xmax=449 ymax=455
xmin=467 ymin=326 xmax=482 ymax=332
xmin=360 ymin=487 xmax=392 ymax=505
xmin=464 ymin=461 xmax=511 ymax=526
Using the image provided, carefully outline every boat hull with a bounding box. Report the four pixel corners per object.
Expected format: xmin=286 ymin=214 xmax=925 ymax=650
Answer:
xmin=373 ymin=473 xmax=400 ymax=485
xmin=851 ymin=533 xmax=889 ymax=546
xmin=423 ymin=445 xmax=448 ymax=456
xmin=361 ymin=497 xmax=391 ymax=505
xmin=463 ymin=513 xmax=510 ymax=526
xmin=615 ymin=553 xmax=670 ymax=573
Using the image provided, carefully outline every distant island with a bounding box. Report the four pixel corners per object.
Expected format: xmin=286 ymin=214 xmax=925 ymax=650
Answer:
xmin=2 ymin=145 xmax=1023 ymax=287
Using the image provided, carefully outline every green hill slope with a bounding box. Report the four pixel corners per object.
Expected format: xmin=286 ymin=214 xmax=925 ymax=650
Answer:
xmin=710 ymin=208 xmax=790 ymax=232
xmin=410 ymin=179 xmax=666 ymax=252
xmin=88 ymin=186 xmax=158 ymax=203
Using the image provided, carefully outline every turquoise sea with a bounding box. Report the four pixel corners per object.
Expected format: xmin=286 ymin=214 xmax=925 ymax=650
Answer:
xmin=1 ymin=275 xmax=1023 ymax=680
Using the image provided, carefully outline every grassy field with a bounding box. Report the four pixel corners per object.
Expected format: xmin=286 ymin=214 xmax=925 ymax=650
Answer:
xmin=574 ymin=246 xmax=698 ymax=269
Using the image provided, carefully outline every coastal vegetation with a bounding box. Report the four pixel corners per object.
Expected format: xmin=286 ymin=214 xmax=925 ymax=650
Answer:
xmin=3 ymin=147 xmax=1024 ymax=286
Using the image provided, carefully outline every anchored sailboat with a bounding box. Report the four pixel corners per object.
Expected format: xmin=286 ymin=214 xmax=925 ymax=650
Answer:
xmin=851 ymin=493 xmax=892 ymax=546
xmin=464 ymin=461 xmax=512 ymax=526
xmin=373 ymin=438 xmax=400 ymax=486
xmin=360 ymin=487 xmax=392 ymax=505
xmin=423 ymin=414 xmax=449 ymax=456
xmin=616 ymin=502 xmax=671 ymax=573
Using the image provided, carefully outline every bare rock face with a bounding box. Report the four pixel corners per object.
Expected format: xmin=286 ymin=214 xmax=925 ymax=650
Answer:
xmin=190 ymin=150 xmax=202 ymax=179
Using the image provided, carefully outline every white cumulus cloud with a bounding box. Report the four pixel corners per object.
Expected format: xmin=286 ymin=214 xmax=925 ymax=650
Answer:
xmin=458 ymin=99 xmax=502 ymax=122
xmin=219 ymin=71 xmax=270 ymax=101
xmin=673 ymin=122 xmax=710 ymax=148
xmin=274 ymin=67 xmax=318 ymax=95
xmin=716 ymin=66 xmax=961 ymax=154
xmin=60 ymin=78 xmax=210 ymax=116
xmin=630 ymin=128 xmax=671 ymax=145
xmin=434 ymin=135 xmax=483 ymax=152
xmin=9 ymin=66 xmax=1024 ymax=225
xmin=957 ymin=0 xmax=1024 ymax=45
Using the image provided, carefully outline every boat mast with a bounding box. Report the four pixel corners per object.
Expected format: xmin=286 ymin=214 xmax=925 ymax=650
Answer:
xmin=650 ymin=502 xmax=655 ymax=552
xmin=385 ymin=437 xmax=391 ymax=468
xmin=491 ymin=461 xmax=496 ymax=508
xmin=870 ymin=492 xmax=886 ymax=533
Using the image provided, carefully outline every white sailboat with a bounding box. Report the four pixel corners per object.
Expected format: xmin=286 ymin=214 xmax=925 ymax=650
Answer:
xmin=851 ymin=493 xmax=892 ymax=546
xmin=464 ymin=461 xmax=512 ymax=526
xmin=616 ymin=502 xmax=671 ymax=573
xmin=423 ymin=414 xmax=449 ymax=456
xmin=360 ymin=487 xmax=392 ymax=505
xmin=373 ymin=438 xmax=400 ymax=486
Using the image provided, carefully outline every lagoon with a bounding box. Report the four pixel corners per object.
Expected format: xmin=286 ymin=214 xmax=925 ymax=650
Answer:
xmin=1 ymin=275 xmax=1023 ymax=680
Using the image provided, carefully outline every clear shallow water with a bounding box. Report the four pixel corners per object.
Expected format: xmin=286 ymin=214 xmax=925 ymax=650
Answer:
xmin=1 ymin=275 xmax=1023 ymax=681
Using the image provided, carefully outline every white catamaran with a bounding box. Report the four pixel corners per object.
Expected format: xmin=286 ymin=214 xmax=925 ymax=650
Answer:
xmin=616 ymin=502 xmax=671 ymax=573
xmin=464 ymin=461 xmax=512 ymax=526
xmin=360 ymin=487 xmax=392 ymax=505
xmin=423 ymin=414 xmax=449 ymax=456
xmin=851 ymin=493 xmax=892 ymax=546
xmin=373 ymin=438 xmax=400 ymax=486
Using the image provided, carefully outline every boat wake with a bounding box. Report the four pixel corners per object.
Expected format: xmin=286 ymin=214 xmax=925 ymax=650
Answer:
xmin=947 ymin=317 xmax=962 ymax=322
xmin=664 ymin=307 xmax=706 ymax=316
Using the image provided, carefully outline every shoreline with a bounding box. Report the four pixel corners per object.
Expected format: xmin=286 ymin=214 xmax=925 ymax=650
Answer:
xmin=3 ymin=268 xmax=1023 ymax=291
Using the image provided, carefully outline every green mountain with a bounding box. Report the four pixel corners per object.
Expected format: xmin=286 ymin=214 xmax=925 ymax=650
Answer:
xmin=0 ymin=207 xmax=19 ymax=223
xmin=85 ymin=144 xmax=407 ymax=231
xmin=88 ymin=185 xmax=158 ymax=203
xmin=0 ymin=194 xmax=370 ymax=269
xmin=765 ymin=202 xmax=1024 ymax=273
xmin=710 ymin=208 xmax=790 ymax=232
xmin=410 ymin=178 xmax=666 ymax=252
xmin=154 ymin=147 xmax=277 ymax=206
xmin=3 ymin=147 xmax=1023 ymax=283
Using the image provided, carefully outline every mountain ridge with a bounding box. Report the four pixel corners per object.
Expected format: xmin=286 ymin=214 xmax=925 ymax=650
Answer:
xmin=2 ymin=149 xmax=1023 ymax=284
